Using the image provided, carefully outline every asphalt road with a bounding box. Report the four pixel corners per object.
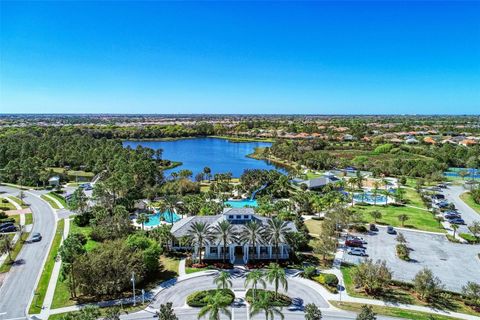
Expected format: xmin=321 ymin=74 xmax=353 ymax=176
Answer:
xmin=443 ymin=185 xmax=480 ymax=233
xmin=0 ymin=186 xmax=57 ymax=320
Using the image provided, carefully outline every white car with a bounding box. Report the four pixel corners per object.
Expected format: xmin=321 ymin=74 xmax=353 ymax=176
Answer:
xmin=348 ymin=248 xmax=367 ymax=256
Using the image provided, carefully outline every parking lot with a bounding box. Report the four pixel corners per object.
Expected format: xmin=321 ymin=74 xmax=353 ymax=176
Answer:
xmin=342 ymin=227 xmax=480 ymax=292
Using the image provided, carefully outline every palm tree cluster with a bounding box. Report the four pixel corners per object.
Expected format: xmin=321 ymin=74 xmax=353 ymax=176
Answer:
xmin=187 ymin=216 xmax=292 ymax=264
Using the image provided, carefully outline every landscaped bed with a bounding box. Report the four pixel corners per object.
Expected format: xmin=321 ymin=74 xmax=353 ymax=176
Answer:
xmin=187 ymin=289 xmax=235 ymax=307
xmin=330 ymin=301 xmax=459 ymax=320
xmin=312 ymin=273 xmax=339 ymax=293
xmin=245 ymin=289 xmax=292 ymax=306
xmin=460 ymin=192 xmax=480 ymax=215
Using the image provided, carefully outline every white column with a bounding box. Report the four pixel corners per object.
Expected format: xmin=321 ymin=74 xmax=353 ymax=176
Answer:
xmin=257 ymin=245 xmax=260 ymax=259
xmin=244 ymin=245 xmax=249 ymax=263
xmin=268 ymin=246 xmax=272 ymax=259
xmin=217 ymin=245 xmax=221 ymax=259
xmin=230 ymin=245 xmax=235 ymax=264
xmin=206 ymin=245 xmax=210 ymax=260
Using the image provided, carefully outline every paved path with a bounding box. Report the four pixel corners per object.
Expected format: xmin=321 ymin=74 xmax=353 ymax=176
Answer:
xmin=0 ymin=186 xmax=57 ymax=320
xmin=178 ymin=258 xmax=186 ymax=277
xmin=39 ymin=218 xmax=71 ymax=317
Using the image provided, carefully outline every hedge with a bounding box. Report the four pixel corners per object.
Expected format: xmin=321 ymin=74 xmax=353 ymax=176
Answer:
xmin=186 ymin=289 xmax=234 ymax=307
xmin=245 ymin=289 xmax=292 ymax=307
xmin=459 ymin=233 xmax=480 ymax=244
xmin=313 ymin=273 xmax=339 ymax=293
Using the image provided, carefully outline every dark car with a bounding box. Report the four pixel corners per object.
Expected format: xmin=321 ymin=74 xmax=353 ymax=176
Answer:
xmin=444 ymin=213 xmax=461 ymax=220
xmin=448 ymin=218 xmax=465 ymax=225
xmin=438 ymin=184 xmax=448 ymax=189
xmin=345 ymin=239 xmax=363 ymax=247
xmin=31 ymin=232 xmax=42 ymax=242
xmin=0 ymin=222 xmax=14 ymax=229
xmin=369 ymin=223 xmax=378 ymax=232
xmin=0 ymin=225 xmax=17 ymax=233
xmin=387 ymin=226 xmax=396 ymax=234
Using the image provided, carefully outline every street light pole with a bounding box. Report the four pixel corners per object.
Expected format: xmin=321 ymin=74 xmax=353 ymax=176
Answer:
xmin=131 ymin=272 xmax=136 ymax=306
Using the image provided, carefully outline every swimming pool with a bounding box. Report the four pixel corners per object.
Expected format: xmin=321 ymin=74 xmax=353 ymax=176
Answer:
xmin=144 ymin=210 xmax=181 ymax=226
xmin=353 ymin=192 xmax=388 ymax=204
xmin=224 ymin=199 xmax=258 ymax=208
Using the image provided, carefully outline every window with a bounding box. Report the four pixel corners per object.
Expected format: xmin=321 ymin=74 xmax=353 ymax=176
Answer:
xmin=236 ymin=215 xmax=242 ymax=219
xmin=210 ymin=247 xmax=218 ymax=254
xmin=244 ymin=215 xmax=250 ymax=219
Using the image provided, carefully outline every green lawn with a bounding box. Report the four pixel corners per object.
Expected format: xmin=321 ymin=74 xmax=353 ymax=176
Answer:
xmin=402 ymin=188 xmax=426 ymax=208
xmin=25 ymin=213 xmax=33 ymax=225
xmin=0 ymin=198 xmax=16 ymax=210
xmin=41 ymin=194 xmax=61 ymax=209
xmin=7 ymin=196 xmax=29 ymax=208
xmin=0 ymin=232 xmax=30 ymax=273
xmin=460 ymin=192 xmax=480 ymax=215
xmin=304 ymin=219 xmax=324 ymax=237
xmin=352 ymin=204 xmax=444 ymax=233
xmin=29 ymin=219 xmax=65 ymax=314
xmin=48 ymin=192 xmax=68 ymax=208
xmin=48 ymin=303 xmax=148 ymax=320
xmin=48 ymin=167 xmax=95 ymax=178
xmin=69 ymin=223 xmax=98 ymax=251
xmin=330 ymin=301 xmax=459 ymax=320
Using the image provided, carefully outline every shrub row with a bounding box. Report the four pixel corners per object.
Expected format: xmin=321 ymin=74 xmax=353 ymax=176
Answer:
xmin=186 ymin=289 xmax=234 ymax=307
xmin=313 ymin=273 xmax=339 ymax=293
xmin=245 ymin=289 xmax=292 ymax=306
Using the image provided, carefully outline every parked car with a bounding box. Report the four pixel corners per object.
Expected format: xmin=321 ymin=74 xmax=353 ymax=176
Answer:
xmin=348 ymin=248 xmax=367 ymax=256
xmin=347 ymin=235 xmax=367 ymax=244
xmin=287 ymin=305 xmax=304 ymax=311
xmin=31 ymin=232 xmax=42 ymax=242
xmin=0 ymin=225 xmax=17 ymax=233
xmin=232 ymin=298 xmax=246 ymax=308
xmin=387 ymin=226 xmax=396 ymax=234
xmin=438 ymin=184 xmax=448 ymax=189
xmin=0 ymin=222 xmax=14 ymax=229
xmin=448 ymin=218 xmax=465 ymax=225
xmin=369 ymin=223 xmax=378 ymax=232
xmin=345 ymin=239 xmax=363 ymax=247
xmin=444 ymin=213 xmax=461 ymax=220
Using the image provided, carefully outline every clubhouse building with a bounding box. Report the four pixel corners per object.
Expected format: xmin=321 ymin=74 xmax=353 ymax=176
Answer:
xmin=170 ymin=207 xmax=297 ymax=264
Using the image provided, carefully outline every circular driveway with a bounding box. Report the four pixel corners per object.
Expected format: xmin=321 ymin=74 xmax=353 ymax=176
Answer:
xmin=149 ymin=269 xmax=330 ymax=309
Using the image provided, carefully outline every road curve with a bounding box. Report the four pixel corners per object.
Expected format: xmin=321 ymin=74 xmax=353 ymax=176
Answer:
xmin=0 ymin=185 xmax=57 ymax=320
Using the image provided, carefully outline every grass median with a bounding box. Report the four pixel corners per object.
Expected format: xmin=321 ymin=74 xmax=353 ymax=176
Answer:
xmin=460 ymin=192 xmax=480 ymax=215
xmin=29 ymin=219 xmax=65 ymax=314
xmin=330 ymin=301 xmax=459 ymax=320
xmin=41 ymin=194 xmax=61 ymax=209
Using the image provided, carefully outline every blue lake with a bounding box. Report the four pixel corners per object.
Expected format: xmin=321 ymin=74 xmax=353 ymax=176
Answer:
xmin=123 ymin=137 xmax=285 ymax=177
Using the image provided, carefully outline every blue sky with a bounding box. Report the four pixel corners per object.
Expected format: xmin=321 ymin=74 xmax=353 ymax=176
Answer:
xmin=1 ymin=1 xmax=479 ymax=114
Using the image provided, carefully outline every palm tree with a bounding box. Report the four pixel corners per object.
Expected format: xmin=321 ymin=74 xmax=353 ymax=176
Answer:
xmin=213 ymin=221 xmax=236 ymax=263
xmin=137 ymin=212 xmax=149 ymax=230
xmin=369 ymin=210 xmax=382 ymax=223
xmin=214 ymin=271 xmax=232 ymax=290
xmin=159 ymin=195 xmax=180 ymax=226
xmin=355 ymin=171 xmax=365 ymax=189
xmin=265 ymin=218 xmax=290 ymax=262
xmin=240 ymin=221 xmax=264 ymax=260
xmin=372 ymin=181 xmax=381 ymax=206
xmin=348 ymin=177 xmax=358 ymax=205
xmin=451 ymin=223 xmax=459 ymax=238
xmin=249 ymin=292 xmax=284 ymax=320
xmin=188 ymin=222 xmax=213 ymax=264
xmin=244 ymin=270 xmax=266 ymax=300
xmin=381 ymin=178 xmax=389 ymax=205
xmin=397 ymin=214 xmax=409 ymax=227
xmin=198 ymin=291 xmax=232 ymax=320
xmin=265 ymin=263 xmax=288 ymax=298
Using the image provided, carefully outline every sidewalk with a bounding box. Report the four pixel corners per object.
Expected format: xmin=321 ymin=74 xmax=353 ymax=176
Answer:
xmin=39 ymin=218 xmax=71 ymax=317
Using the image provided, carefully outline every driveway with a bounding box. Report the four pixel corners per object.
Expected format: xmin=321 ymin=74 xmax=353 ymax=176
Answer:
xmin=0 ymin=186 xmax=57 ymax=320
xmin=149 ymin=270 xmax=330 ymax=310
xmin=342 ymin=227 xmax=480 ymax=292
